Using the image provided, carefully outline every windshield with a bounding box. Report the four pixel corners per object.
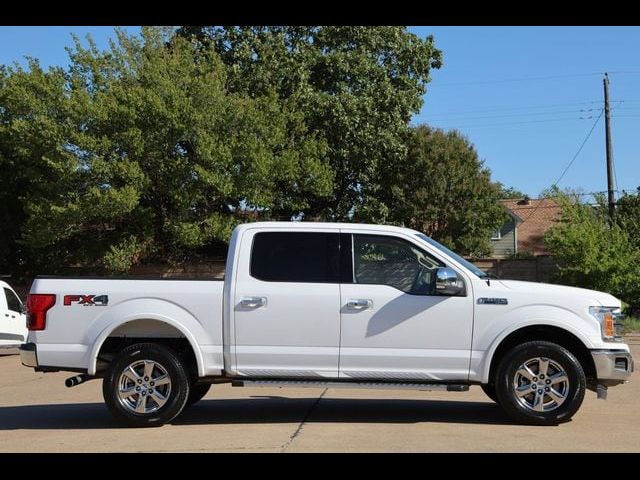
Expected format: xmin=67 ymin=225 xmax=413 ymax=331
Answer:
xmin=415 ymin=233 xmax=488 ymax=279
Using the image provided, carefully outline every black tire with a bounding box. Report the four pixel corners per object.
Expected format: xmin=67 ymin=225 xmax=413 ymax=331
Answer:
xmin=186 ymin=383 xmax=211 ymax=407
xmin=481 ymin=383 xmax=500 ymax=403
xmin=495 ymin=341 xmax=586 ymax=426
xmin=103 ymin=342 xmax=190 ymax=428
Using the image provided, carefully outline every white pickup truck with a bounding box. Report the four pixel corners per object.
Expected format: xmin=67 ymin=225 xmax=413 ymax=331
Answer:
xmin=21 ymin=222 xmax=633 ymax=427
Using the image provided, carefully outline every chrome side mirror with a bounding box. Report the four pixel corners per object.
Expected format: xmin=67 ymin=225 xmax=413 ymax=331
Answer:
xmin=435 ymin=267 xmax=465 ymax=296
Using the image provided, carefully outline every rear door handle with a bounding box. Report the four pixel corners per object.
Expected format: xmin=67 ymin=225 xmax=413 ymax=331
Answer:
xmin=347 ymin=299 xmax=373 ymax=310
xmin=240 ymin=296 xmax=267 ymax=308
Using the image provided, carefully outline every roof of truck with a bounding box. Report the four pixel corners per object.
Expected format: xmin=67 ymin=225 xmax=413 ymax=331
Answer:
xmin=234 ymin=221 xmax=421 ymax=235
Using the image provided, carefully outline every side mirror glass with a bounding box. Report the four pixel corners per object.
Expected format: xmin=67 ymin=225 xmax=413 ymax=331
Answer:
xmin=435 ymin=267 xmax=465 ymax=296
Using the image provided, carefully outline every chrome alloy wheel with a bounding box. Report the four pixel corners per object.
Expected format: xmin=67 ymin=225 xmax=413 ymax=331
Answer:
xmin=513 ymin=357 xmax=570 ymax=412
xmin=117 ymin=359 xmax=172 ymax=414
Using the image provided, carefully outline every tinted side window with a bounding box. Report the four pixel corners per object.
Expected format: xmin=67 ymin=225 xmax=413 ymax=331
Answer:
xmin=4 ymin=288 xmax=22 ymax=313
xmin=353 ymin=235 xmax=443 ymax=295
xmin=250 ymin=232 xmax=340 ymax=283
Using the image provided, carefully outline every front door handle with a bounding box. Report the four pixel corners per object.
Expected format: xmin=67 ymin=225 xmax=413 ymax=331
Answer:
xmin=347 ymin=299 xmax=373 ymax=310
xmin=240 ymin=296 xmax=267 ymax=308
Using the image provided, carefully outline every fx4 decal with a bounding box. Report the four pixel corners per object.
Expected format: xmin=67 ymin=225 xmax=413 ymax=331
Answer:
xmin=63 ymin=295 xmax=109 ymax=306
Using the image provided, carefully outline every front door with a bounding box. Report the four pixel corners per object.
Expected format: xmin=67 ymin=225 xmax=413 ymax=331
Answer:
xmin=338 ymin=233 xmax=474 ymax=382
xmin=232 ymin=228 xmax=342 ymax=378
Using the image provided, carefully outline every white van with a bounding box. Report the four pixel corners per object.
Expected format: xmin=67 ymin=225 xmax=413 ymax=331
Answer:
xmin=0 ymin=280 xmax=27 ymax=348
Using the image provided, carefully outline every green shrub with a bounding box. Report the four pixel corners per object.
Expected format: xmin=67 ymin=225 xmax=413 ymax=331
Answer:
xmin=545 ymin=194 xmax=640 ymax=312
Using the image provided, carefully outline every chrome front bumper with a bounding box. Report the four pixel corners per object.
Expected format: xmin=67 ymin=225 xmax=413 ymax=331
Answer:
xmin=591 ymin=350 xmax=634 ymax=384
xmin=19 ymin=342 xmax=38 ymax=368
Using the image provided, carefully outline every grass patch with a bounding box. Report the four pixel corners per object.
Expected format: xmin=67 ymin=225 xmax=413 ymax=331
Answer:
xmin=621 ymin=315 xmax=640 ymax=334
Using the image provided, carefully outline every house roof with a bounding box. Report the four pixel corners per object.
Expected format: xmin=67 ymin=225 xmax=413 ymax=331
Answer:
xmin=500 ymin=198 xmax=562 ymax=255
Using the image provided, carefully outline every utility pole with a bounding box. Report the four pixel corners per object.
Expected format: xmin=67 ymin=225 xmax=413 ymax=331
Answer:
xmin=603 ymin=73 xmax=615 ymax=218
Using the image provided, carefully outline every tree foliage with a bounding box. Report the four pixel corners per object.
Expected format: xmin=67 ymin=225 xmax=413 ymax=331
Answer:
xmin=615 ymin=187 xmax=640 ymax=251
xmin=545 ymin=192 xmax=640 ymax=312
xmin=355 ymin=125 xmax=507 ymax=257
xmin=497 ymin=183 xmax=526 ymax=199
xmin=178 ymin=26 xmax=442 ymax=219
xmin=0 ymin=27 xmax=332 ymax=275
xmin=1 ymin=26 xmax=514 ymax=277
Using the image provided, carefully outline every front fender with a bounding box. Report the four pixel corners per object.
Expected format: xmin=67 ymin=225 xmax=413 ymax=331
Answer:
xmin=86 ymin=298 xmax=209 ymax=376
xmin=476 ymin=305 xmax=598 ymax=384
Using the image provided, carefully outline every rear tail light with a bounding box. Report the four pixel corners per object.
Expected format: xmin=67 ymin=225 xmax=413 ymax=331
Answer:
xmin=26 ymin=294 xmax=56 ymax=331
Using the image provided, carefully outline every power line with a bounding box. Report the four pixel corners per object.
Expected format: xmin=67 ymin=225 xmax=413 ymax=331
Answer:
xmin=507 ymin=197 xmax=634 ymax=211
xmin=419 ymin=106 xmax=633 ymax=123
xmin=574 ymin=190 xmax=630 ymax=196
xmin=428 ymin=116 xmax=597 ymax=129
xmin=416 ymin=110 xmax=632 ymax=127
xmin=415 ymin=100 xmax=612 ymax=118
xmin=432 ymin=71 xmax=640 ymax=88
xmin=434 ymin=72 xmax=603 ymax=87
xmin=520 ymin=109 xmax=604 ymax=224
xmin=422 ymin=108 xmax=602 ymax=122
xmin=508 ymin=190 xmax=635 ymax=200
xmin=551 ymin=109 xmax=604 ymax=188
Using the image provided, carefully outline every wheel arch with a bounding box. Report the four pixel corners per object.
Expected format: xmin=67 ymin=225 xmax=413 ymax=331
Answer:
xmin=89 ymin=315 xmax=205 ymax=377
xmin=483 ymin=324 xmax=596 ymax=385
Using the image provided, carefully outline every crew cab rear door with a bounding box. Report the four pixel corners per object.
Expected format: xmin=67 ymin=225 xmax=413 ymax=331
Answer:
xmin=231 ymin=227 xmax=342 ymax=377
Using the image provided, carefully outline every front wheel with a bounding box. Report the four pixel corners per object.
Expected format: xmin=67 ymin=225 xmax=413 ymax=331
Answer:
xmin=186 ymin=383 xmax=211 ymax=407
xmin=495 ymin=341 xmax=586 ymax=426
xmin=103 ymin=343 xmax=191 ymax=427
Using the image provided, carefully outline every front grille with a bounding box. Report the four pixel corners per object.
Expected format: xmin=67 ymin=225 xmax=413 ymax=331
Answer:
xmin=613 ymin=311 xmax=625 ymax=341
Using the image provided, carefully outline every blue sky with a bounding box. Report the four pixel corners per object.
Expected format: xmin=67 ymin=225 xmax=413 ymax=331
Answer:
xmin=1 ymin=26 xmax=638 ymax=198
xmin=410 ymin=26 xmax=640 ymax=197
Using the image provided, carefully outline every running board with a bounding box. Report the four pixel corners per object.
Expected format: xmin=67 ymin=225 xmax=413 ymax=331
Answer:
xmin=231 ymin=379 xmax=469 ymax=392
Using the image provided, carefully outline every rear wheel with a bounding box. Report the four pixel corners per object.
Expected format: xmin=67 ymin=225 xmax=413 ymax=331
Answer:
xmin=103 ymin=343 xmax=190 ymax=427
xmin=481 ymin=383 xmax=500 ymax=403
xmin=495 ymin=341 xmax=586 ymax=426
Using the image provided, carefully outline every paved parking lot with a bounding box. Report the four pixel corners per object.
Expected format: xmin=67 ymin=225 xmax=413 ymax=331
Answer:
xmin=1 ymin=340 xmax=638 ymax=452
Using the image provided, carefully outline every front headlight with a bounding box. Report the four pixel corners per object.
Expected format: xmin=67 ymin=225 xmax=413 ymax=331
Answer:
xmin=589 ymin=306 xmax=624 ymax=341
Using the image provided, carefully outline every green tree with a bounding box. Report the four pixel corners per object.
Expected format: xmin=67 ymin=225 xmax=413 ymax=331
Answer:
xmin=178 ymin=26 xmax=442 ymax=220
xmin=544 ymin=193 xmax=640 ymax=311
xmin=0 ymin=27 xmax=332 ymax=276
xmin=0 ymin=64 xmax=28 ymax=274
xmin=615 ymin=187 xmax=640 ymax=250
xmin=539 ymin=185 xmax=587 ymax=199
xmin=497 ymin=183 xmax=526 ymax=199
xmin=356 ymin=125 xmax=507 ymax=257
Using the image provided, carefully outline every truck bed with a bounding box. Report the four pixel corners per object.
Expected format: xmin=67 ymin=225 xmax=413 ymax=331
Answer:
xmin=28 ymin=277 xmax=225 ymax=375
